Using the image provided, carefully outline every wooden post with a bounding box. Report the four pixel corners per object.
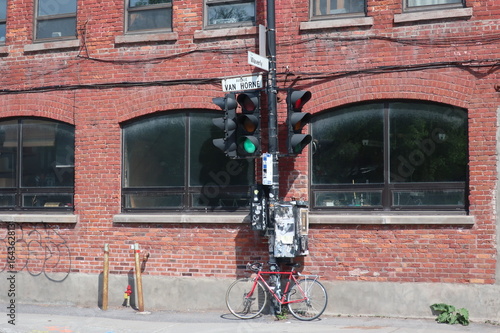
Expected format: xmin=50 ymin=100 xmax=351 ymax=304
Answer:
xmin=134 ymin=243 xmax=145 ymax=312
xmin=102 ymin=244 xmax=109 ymax=310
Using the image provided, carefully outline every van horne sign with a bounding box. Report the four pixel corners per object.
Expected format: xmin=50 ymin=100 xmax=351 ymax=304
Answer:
xmin=222 ymin=74 xmax=264 ymax=92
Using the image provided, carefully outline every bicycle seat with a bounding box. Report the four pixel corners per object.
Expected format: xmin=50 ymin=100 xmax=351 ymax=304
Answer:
xmin=286 ymin=263 xmax=302 ymax=268
xmin=246 ymin=262 xmax=263 ymax=272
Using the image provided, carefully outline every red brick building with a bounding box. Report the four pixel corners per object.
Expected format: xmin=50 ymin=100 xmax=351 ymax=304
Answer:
xmin=0 ymin=0 xmax=499 ymax=321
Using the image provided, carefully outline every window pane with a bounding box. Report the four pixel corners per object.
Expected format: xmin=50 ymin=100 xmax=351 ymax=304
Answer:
xmin=124 ymin=193 xmax=183 ymax=209
xmin=408 ymin=0 xmax=461 ymax=7
xmin=37 ymin=17 xmax=76 ymax=38
xmin=0 ymin=0 xmax=6 ymax=43
xmin=38 ymin=0 xmax=77 ymax=16
xmin=23 ymin=194 xmax=73 ymax=207
xmin=21 ymin=120 xmax=74 ymax=188
xmin=192 ymin=191 xmax=250 ymax=208
xmin=0 ymin=194 xmax=14 ymax=207
xmin=393 ymin=189 xmax=465 ymax=207
xmin=315 ymin=191 xmax=382 ymax=208
xmin=311 ymin=104 xmax=384 ymax=185
xmin=128 ymin=8 xmax=172 ymax=31
xmin=130 ymin=0 xmax=171 ymax=8
xmin=190 ymin=113 xmax=252 ymax=186
xmin=0 ymin=0 xmax=6 ymax=19
xmin=0 ymin=24 xmax=5 ymax=42
xmin=313 ymin=0 xmax=365 ymax=16
xmin=208 ymin=3 xmax=255 ymax=25
xmin=0 ymin=120 xmax=17 ymax=188
xmin=124 ymin=115 xmax=185 ymax=187
xmin=389 ymin=103 xmax=467 ymax=183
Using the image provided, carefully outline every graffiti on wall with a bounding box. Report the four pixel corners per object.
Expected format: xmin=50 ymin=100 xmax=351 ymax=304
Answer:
xmin=0 ymin=222 xmax=71 ymax=282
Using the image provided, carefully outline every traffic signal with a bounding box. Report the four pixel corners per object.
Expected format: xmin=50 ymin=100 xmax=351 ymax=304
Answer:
xmin=212 ymin=93 xmax=238 ymax=158
xmin=236 ymin=91 xmax=261 ymax=157
xmin=286 ymin=89 xmax=312 ymax=155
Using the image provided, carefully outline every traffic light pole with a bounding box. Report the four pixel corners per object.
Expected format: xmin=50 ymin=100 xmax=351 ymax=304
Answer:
xmin=266 ymin=0 xmax=278 ymax=265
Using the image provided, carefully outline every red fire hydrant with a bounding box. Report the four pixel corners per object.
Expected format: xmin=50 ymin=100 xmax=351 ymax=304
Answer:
xmin=123 ymin=285 xmax=132 ymax=307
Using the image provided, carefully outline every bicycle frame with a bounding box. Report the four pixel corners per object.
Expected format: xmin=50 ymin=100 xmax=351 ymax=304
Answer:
xmin=249 ymin=270 xmax=318 ymax=305
xmin=226 ymin=263 xmax=328 ymax=321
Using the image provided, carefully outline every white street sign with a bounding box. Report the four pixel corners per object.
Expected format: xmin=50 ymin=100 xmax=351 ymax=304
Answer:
xmin=222 ymin=74 xmax=263 ymax=92
xmin=248 ymin=51 xmax=269 ymax=71
xmin=259 ymin=24 xmax=266 ymax=57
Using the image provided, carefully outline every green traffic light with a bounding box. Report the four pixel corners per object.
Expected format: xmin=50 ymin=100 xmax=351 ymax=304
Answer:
xmin=242 ymin=138 xmax=257 ymax=154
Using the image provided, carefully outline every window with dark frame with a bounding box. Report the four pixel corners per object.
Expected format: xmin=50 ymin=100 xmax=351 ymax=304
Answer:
xmin=0 ymin=118 xmax=75 ymax=210
xmin=126 ymin=0 xmax=172 ymax=33
xmin=0 ymin=0 xmax=5 ymax=43
xmin=205 ymin=0 xmax=255 ymax=28
xmin=405 ymin=0 xmax=464 ymax=11
xmin=35 ymin=0 xmax=77 ymax=40
xmin=310 ymin=0 xmax=366 ymax=20
xmin=122 ymin=111 xmax=254 ymax=212
xmin=310 ymin=101 xmax=467 ymax=211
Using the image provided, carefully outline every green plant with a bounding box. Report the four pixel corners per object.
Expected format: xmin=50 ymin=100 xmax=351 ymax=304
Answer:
xmin=431 ymin=303 xmax=470 ymax=326
xmin=275 ymin=311 xmax=287 ymax=320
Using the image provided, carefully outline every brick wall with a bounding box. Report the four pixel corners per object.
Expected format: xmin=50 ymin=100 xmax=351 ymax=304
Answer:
xmin=0 ymin=0 xmax=498 ymax=286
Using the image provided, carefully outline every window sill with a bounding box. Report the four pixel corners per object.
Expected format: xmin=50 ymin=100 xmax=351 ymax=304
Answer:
xmin=309 ymin=214 xmax=474 ymax=225
xmin=113 ymin=212 xmax=474 ymax=225
xmin=300 ymin=17 xmax=374 ymax=31
xmin=0 ymin=213 xmax=78 ymax=224
xmin=113 ymin=213 xmax=249 ymax=224
xmin=394 ymin=7 xmax=472 ymax=24
xmin=24 ymin=39 xmax=80 ymax=53
xmin=0 ymin=45 xmax=7 ymax=56
xmin=115 ymin=32 xmax=178 ymax=45
xmin=193 ymin=26 xmax=258 ymax=40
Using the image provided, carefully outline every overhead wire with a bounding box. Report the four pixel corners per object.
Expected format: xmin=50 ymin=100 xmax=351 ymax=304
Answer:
xmin=2 ymin=31 xmax=500 ymax=95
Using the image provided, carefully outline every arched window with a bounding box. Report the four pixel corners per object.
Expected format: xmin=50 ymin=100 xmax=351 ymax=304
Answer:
xmin=311 ymin=101 xmax=467 ymax=211
xmin=122 ymin=111 xmax=253 ymax=211
xmin=0 ymin=118 xmax=75 ymax=210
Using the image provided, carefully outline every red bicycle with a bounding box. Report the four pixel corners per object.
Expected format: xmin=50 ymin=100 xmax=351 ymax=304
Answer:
xmin=225 ymin=262 xmax=328 ymax=321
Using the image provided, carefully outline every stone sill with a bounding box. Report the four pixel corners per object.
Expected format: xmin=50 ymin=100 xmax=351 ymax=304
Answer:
xmin=24 ymin=39 xmax=80 ymax=53
xmin=115 ymin=32 xmax=178 ymax=45
xmin=300 ymin=17 xmax=374 ymax=30
xmin=114 ymin=213 xmax=249 ymax=224
xmin=193 ymin=26 xmax=257 ymax=40
xmin=114 ymin=213 xmax=474 ymax=225
xmin=0 ymin=214 xmax=78 ymax=224
xmin=394 ymin=7 xmax=472 ymax=23
xmin=310 ymin=214 xmax=474 ymax=225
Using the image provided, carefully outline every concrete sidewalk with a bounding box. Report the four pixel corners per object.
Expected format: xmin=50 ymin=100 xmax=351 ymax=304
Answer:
xmin=0 ymin=304 xmax=499 ymax=333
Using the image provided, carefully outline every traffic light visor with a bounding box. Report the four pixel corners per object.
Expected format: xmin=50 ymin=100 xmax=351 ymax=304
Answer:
xmin=238 ymin=136 xmax=259 ymax=154
xmin=290 ymin=134 xmax=312 ymax=154
xmin=290 ymin=112 xmax=311 ymax=132
xmin=237 ymin=93 xmax=259 ymax=113
xmin=290 ymin=90 xmax=312 ymax=110
xmin=238 ymin=114 xmax=258 ymax=134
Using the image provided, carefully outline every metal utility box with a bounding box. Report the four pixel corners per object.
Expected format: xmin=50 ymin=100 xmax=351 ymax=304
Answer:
xmin=274 ymin=202 xmax=309 ymax=258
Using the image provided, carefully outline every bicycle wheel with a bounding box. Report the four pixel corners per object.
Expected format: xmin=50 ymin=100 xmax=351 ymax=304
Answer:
xmin=287 ymin=278 xmax=328 ymax=321
xmin=226 ymin=278 xmax=267 ymax=319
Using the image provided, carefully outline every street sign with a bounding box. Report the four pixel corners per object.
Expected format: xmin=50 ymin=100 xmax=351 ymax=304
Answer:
xmin=222 ymin=74 xmax=263 ymax=92
xmin=248 ymin=51 xmax=269 ymax=71
xmin=259 ymin=24 xmax=266 ymax=57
